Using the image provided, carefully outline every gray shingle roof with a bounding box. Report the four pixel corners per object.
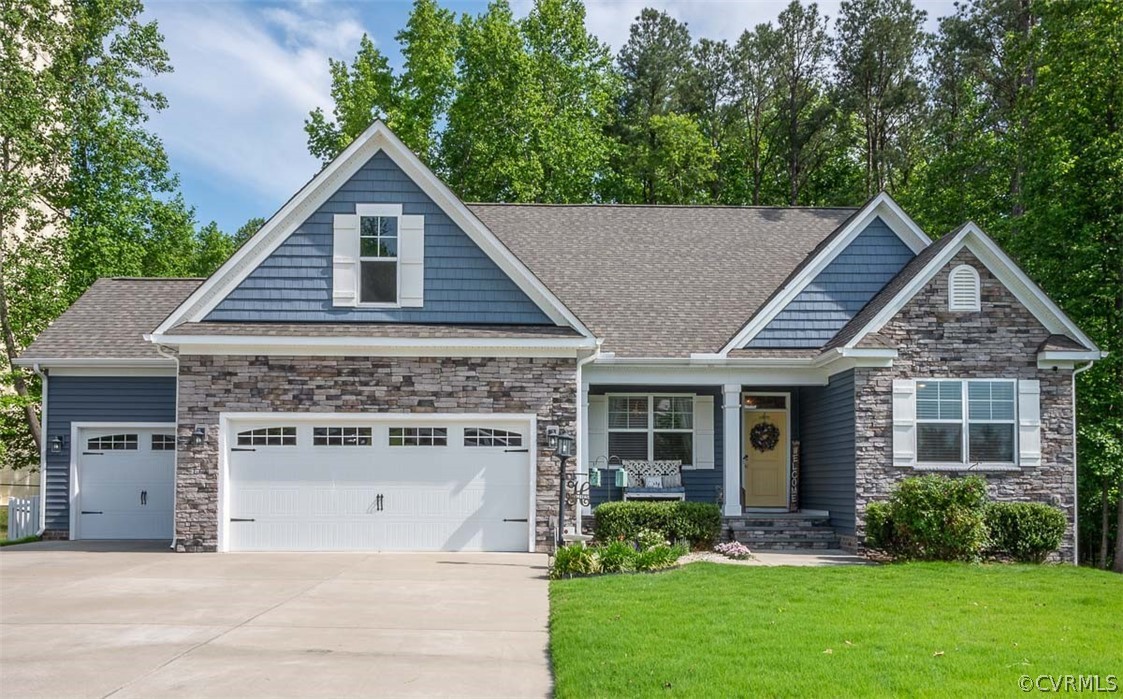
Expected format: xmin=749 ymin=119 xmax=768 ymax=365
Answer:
xmin=16 ymin=278 xmax=203 ymax=362
xmin=469 ymin=204 xmax=856 ymax=357
xmin=165 ymin=322 xmax=582 ymax=339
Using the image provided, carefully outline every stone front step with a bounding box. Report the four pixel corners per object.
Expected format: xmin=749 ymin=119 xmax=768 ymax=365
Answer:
xmin=723 ymin=514 xmax=840 ymax=551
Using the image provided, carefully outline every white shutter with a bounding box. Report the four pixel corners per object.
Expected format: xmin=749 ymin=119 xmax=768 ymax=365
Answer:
xmin=588 ymin=395 xmax=608 ymax=468
xmin=892 ymin=379 xmax=917 ymax=466
xmin=1018 ymin=380 xmax=1041 ymax=466
xmin=690 ymin=395 xmax=715 ymax=470
xmin=398 ymin=214 xmax=425 ymax=307
xmin=332 ymin=214 xmax=360 ymax=307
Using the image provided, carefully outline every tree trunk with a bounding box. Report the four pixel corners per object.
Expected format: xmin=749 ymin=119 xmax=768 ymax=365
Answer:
xmin=1114 ymin=489 xmax=1123 ymax=574
xmin=1101 ymin=486 xmax=1111 ymax=568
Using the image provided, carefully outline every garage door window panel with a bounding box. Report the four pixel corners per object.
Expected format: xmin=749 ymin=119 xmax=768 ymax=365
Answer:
xmin=389 ymin=427 xmax=447 ymax=447
xmin=237 ymin=427 xmax=297 ymax=447
xmin=313 ymin=426 xmax=373 ymax=446
xmin=464 ymin=428 xmax=523 ymax=447
xmin=87 ymin=434 xmax=138 ymax=451
xmin=151 ymin=434 xmax=176 ymax=451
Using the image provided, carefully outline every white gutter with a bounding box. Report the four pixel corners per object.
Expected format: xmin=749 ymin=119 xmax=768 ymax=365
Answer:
xmin=574 ymin=340 xmax=603 ymax=534
xmin=153 ymin=343 xmax=181 ymax=552
xmin=146 ymin=333 xmax=597 ymax=353
xmin=13 ymin=357 xmax=175 ymax=368
xmin=1071 ymin=359 xmax=1097 ymax=565
xmin=31 ymin=363 xmax=47 ymax=535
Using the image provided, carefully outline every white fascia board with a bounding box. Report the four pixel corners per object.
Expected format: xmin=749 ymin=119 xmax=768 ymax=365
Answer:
xmin=584 ymin=362 xmax=830 ymax=386
xmin=49 ymin=366 xmax=177 ymax=377
xmin=717 ymin=192 xmax=931 ymax=356
xmin=147 ymin=332 xmax=597 ymax=358
xmin=12 ymin=357 xmax=175 ymax=369
xmin=842 ymin=223 xmax=1101 ymax=353
xmin=1038 ymin=350 xmax=1106 ymax=363
xmin=154 ymin=121 xmax=591 ymax=338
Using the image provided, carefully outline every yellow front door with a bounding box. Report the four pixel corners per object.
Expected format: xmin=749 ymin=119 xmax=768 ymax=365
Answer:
xmin=743 ymin=410 xmax=788 ymax=507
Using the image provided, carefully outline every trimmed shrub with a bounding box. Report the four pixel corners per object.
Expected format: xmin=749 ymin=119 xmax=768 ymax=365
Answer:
xmin=550 ymin=544 xmax=600 ymax=579
xmin=985 ymin=502 xmax=1066 ymax=563
xmin=864 ymin=475 xmax=989 ymax=561
xmin=593 ymin=501 xmax=722 ymax=549
xmin=597 ymin=540 xmax=638 ymax=573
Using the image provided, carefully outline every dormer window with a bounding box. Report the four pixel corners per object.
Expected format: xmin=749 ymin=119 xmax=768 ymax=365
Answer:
xmin=360 ymin=215 xmax=398 ymax=304
xmin=948 ymin=264 xmax=981 ymax=312
xmin=332 ymin=204 xmax=425 ymax=308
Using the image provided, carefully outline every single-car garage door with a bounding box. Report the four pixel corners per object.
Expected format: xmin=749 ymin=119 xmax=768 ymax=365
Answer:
xmin=76 ymin=427 xmax=176 ymax=540
xmin=224 ymin=417 xmax=534 ymax=552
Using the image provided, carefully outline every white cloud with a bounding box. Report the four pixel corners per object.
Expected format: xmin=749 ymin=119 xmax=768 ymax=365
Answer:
xmin=144 ymin=1 xmax=367 ymax=204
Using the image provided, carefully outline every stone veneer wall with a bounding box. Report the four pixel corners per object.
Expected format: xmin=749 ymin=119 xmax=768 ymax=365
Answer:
xmin=175 ymin=355 xmax=576 ymax=552
xmin=853 ymin=249 xmax=1076 ymax=562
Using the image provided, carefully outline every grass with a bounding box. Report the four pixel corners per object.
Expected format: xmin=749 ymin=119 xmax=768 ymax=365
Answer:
xmin=550 ymin=562 xmax=1123 ymax=698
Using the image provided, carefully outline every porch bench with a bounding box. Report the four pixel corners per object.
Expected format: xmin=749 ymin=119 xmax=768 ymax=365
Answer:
xmin=621 ymin=460 xmax=686 ymax=501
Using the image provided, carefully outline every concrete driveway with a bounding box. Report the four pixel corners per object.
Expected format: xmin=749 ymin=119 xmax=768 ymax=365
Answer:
xmin=0 ymin=541 xmax=551 ymax=698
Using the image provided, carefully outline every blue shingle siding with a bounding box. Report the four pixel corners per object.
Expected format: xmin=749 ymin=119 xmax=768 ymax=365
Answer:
xmin=588 ymin=386 xmax=723 ymax=509
xmin=43 ymin=376 xmax=176 ymax=533
xmin=206 ymin=151 xmax=552 ymax=324
xmin=747 ymin=217 xmax=914 ymax=348
xmin=797 ymin=371 xmax=856 ymax=534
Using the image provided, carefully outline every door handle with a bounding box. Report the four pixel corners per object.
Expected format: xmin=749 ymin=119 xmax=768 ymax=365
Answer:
xmin=140 ymin=490 xmax=147 ymax=506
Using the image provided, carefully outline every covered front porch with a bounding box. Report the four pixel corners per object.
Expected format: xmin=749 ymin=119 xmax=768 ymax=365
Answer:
xmin=580 ymin=370 xmax=860 ymax=550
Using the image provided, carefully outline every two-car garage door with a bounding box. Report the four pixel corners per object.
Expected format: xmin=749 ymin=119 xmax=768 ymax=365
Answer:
xmin=224 ymin=417 xmax=534 ymax=552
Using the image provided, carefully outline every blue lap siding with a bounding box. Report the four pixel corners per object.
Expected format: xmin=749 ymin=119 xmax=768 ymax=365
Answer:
xmin=797 ymin=371 xmax=857 ymax=534
xmin=206 ymin=151 xmax=552 ymax=324
xmin=747 ymin=217 xmax=915 ymax=348
xmin=43 ymin=376 xmax=177 ymax=534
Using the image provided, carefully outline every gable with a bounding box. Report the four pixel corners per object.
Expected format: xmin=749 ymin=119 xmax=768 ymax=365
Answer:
xmin=205 ymin=151 xmax=551 ymax=325
xmin=745 ymin=217 xmax=915 ymax=348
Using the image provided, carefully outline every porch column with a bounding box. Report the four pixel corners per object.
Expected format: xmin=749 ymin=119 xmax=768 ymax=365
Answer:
xmin=722 ymin=384 xmax=742 ymax=516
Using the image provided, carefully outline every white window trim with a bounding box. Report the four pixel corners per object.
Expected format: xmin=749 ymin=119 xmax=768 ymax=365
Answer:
xmin=357 ymin=211 xmax=402 ymax=309
xmin=606 ymin=393 xmax=695 ymax=465
xmin=915 ymin=378 xmax=1018 ymax=469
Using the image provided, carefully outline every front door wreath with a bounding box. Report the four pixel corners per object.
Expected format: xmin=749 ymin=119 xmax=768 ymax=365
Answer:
xmin=749 ymin=418 xmax=781 ymax=452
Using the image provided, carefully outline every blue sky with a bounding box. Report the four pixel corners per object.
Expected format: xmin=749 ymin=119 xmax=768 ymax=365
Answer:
xmin=143 ymin=0 xmax=955 ymax=233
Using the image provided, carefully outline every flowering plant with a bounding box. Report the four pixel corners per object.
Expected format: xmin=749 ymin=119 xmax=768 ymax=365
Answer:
xmin=714 ymin=541 xmax=753 ymax=560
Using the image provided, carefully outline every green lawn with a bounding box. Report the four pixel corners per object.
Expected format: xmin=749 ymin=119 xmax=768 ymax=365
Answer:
xmin=550 ymin=562 xmax=1123 ymax=698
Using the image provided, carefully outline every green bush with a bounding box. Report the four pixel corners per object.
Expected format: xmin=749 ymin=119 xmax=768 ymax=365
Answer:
xmin=550 ymin=544 xmax=600 ymax=579
xmin=593 ymin=501 xmax=722 ymax=549
xmin=985 ymin=502 xmax=1066 ymax=563
xmin=634 ymin=543 xmax=688 ymax=572
xmin=864 ymin=475 xmax=989 ymax=561
xmin=597 ymin=540 xmax=638 ymax=573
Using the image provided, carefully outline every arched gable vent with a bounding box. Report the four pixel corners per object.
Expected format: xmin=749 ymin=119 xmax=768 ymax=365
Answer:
xmin=948 ymin=264 xmax=981 ymax=311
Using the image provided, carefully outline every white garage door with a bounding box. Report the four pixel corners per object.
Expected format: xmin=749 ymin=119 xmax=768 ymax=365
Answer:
xmin=76 ymin=427 xmax=176 ymax=540
xmin=225 ymin=418 xmax=533 ymax=552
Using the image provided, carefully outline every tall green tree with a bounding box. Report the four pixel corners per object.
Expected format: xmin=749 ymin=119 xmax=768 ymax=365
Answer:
xmin=835 ymin=0 xmax=927 ymax=195
xmin=646 ymin=113 xmax=717 ymax=204
xmin=609 ymin=8 xmax=693 ymax=202
xmin=679 ymin=38 xmax=734 ymax=201
xmin=393 ymin=0 xmax=458 ymax=163
xmin=772 ymin=1 xmax=834 ymax=205
xmin=729 ymin=24 xmax=782 ymax=205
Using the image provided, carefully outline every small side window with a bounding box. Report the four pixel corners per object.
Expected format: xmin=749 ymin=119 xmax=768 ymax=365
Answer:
xmin=465 ymin=428 xmax=523 ymax=447
xmin=88 ymin=434 xmax=138 ymax=450
xmin=151 ymin=434 xmax=176 ymax=451
xmin=237 ymin=427 xmax=297 ymax=447
xmin=948 ymin=264 xmax=981 ymax=312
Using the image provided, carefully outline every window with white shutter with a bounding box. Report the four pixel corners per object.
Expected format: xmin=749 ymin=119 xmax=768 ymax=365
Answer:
xmin=332 ymin=204 xmax=423 ymax=308
xmin=948 ymin=264 xmax=981 ymax=311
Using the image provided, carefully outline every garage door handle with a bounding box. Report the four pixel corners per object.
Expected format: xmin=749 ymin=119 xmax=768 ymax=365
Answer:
xmin=504 ymin=448 xmax=529 ymax=453
xmin=231 ymin=447 xmax=256 ymax=452
xmin=81 ymin=510 xmax=103 ymax=515
xmin=83 ymin=451 xmax=103 ymax=456
xmin=230 ymin=518 xmax=255 ymax=522
xmin=503 ymin=518 xmax=528 ymax=522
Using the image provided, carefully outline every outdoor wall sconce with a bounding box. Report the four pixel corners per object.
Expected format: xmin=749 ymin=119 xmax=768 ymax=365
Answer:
xmin=546 ymin=425 xmax=560 ymax=451
xmin=49 ymin=435 xmax=65 ymax=454
xmin=191 ymin=425 xmax=206 ymax=446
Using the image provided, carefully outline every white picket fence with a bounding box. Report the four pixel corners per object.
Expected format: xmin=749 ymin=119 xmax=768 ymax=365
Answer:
xmin=6 ymin=496 xmax=40 ymax=540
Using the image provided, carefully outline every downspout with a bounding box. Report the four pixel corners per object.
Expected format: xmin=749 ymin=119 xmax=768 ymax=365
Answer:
xmin=1071 ymin=360 xmax=1096 ymax=565
xmin=31 ymin=363 xmax=47 ymax=535
xmin=574 ymin=339 xmax=603 ymax=536
xmin=154 ymin=343 xmax=180 ymax=551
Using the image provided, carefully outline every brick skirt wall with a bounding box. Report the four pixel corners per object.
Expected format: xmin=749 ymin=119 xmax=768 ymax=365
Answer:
xmin=174 ymin=354 xmax=576 ymax=552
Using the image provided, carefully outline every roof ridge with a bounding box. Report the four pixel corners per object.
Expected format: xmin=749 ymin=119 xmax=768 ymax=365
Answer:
xmin=465 ymin=202 xmax=860 ymax=211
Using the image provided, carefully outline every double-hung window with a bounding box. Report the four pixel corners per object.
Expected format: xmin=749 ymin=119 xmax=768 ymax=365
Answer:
xmin=916 ymin=379 xmax=1016 ymax=464
xmin=607 ymin=395 xmax=693 ymax=463
xmin=359 ymin=215 xmax=398 ymax=304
